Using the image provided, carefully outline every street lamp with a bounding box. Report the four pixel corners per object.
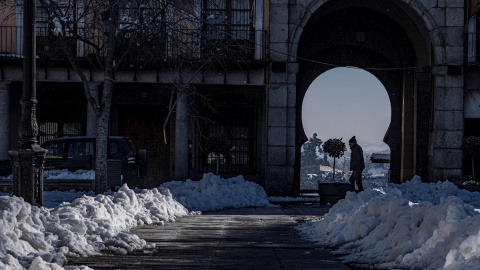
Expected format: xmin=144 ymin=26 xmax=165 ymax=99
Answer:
xmin=9 ymin=0 xmax=46 ymax=206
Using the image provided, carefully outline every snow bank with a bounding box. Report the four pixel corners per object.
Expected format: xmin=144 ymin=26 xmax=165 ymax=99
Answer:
xmin=161 ymin=173 xmax=271 ymax=211
xmin=0 ymin=172 xmax=272 ymax=269
xmin=41 ymin=190 xmax=96 ymax=209
xmin=0 ymin=185 xmax=189 ymax=270
xmin=298 ymin=176 xmax=480 ymax=270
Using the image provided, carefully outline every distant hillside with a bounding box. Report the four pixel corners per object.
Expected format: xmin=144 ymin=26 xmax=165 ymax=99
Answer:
xmin=301 ymin=140 xmax=390 ymax=157
xmin=354 ymin=141 xmax=390 ymax=154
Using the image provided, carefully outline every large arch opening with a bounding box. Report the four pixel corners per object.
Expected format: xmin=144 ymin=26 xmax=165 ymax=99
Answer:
xmin=300 ymin=67 xmax=391 ymax=189
xmin=294 ymin=0 xmax=433 ymax=192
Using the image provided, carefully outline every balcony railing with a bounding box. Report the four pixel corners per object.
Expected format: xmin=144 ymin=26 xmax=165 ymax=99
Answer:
xmin=0 ymin=25 xmax=268 ymax=68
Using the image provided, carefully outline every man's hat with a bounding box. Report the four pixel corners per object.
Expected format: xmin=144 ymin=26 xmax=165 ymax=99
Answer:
xmin=349 ymin=136 xmax=357 ymax=144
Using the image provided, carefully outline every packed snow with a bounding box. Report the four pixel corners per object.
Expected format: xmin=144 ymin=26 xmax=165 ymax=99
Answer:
xmin=161 ymin=173 xmax=271 ymax=211
xmin=3 ymin=167 xmax=480 ymax=270
xmin=298 ymin=176 xmax=480 ymax=270
xmin=0 ymin=173 xmax=270 ymax=270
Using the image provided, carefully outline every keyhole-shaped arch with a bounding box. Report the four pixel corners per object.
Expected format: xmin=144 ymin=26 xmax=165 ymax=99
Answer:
xmin=302 ymin=67 xmax=391 ymax=144
xmin=300 ymin=67 xmax=391 ymax=189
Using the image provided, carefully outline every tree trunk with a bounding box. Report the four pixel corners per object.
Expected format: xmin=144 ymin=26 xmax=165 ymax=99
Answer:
xmin=174 ymin=88 xmax=189 ymax=180
xmin=472 ymin=156 xmax=476 ymax=181
xmin=94 ymin=111 xmax=109 ymax=194
xmin=94 ymin=79 xmax=113 ymax=194
xmin=333 ymin=157 xmax=336 ymax=181
xmin=94 ymin=1 xmax=117 ymax=194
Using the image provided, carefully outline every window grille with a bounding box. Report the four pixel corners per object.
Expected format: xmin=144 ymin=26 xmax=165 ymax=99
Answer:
xmin=36 ymin=1 xmax=77 ymax=37
xmin=36 ymin=5 xmax=50 ymax=37
xmin=201 ymin=106 xmax=256 ymax=174
xmin=204 ymin=0 xmax=253 ymax=40
xmin=119 ymin=1 xmax=166 ymax=29
xmin=38 ymin=122 xmax=82 ymax=145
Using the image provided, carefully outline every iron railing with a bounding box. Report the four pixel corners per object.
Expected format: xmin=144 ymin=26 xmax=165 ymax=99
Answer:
xmin=0 ymin=25 xmax=268 ymax=66
xmin=200 ymin=106 xmax=257 ymax=174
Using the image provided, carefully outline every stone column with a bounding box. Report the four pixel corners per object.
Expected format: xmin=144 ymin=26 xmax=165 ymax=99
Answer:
xmin=264 ymin=1 xmax=296 ymax=196
xmin=86 ymin=82 xmax=101 ymax=136
xmin=430 ymin=8 xmax=464 ymax=181
xmin=174 ymin=88 xmax=189 ymax=181
xmin=432 ymin=65 xmax=464 ymax=181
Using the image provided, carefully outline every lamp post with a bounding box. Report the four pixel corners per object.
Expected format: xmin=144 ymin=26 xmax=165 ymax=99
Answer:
xmin=9 ymin=0 xmax=46 ymax=206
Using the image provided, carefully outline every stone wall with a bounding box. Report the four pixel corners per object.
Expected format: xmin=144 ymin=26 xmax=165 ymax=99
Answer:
xmin=265 ymin=0 xmax=466 ymax=194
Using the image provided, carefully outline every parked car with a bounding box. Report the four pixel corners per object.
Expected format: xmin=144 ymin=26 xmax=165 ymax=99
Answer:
xmin=0 ymin=136 xmax=147 ymax=179
xmin=41 ymin=136 xmax=147 ymax=178
xmin=0 ymin=160 xmax=11 ymax=177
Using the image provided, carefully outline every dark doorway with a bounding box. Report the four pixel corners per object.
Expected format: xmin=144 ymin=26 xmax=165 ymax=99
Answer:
xmin=295 ymin=3 xmax=432 ymax=190
xmin=117 ymin=106 xmax=169 ymax=188
xmin=36 ymin=83 xmax=86 ymax=144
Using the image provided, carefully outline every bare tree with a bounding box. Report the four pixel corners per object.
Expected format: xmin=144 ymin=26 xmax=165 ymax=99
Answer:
xmin=4 ymin=0 xmax=258 ymax=187
xmin=159 ymin=1 xmax=256 ymax=180
xmin=35 ymin=0 xmax=169 ymax=193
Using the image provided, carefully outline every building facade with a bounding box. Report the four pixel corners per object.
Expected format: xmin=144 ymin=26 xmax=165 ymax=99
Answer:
xmin=0 ymin=0 xmax=479 ymax=195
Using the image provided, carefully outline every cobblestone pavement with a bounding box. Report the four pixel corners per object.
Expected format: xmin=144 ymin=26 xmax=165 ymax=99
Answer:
xmin=67 ymin=204 xmax=353 ymax=270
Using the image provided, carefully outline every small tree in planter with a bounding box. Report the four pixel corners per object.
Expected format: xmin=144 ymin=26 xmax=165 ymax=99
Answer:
xmin=205 ymin=134 xmax=233 ymax=175
xmin=463 ymin=136 xmax=480 ymax=182
xmin=323 ymin=138 xmax=347 ymax=181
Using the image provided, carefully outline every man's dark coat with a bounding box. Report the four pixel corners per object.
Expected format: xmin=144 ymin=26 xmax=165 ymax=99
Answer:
xmin=350 ymin=143 xmax=365 ymax=171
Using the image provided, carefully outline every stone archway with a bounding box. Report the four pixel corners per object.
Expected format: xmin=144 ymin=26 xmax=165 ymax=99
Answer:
xmin=293 ymin=0 xmax=434 ymax=190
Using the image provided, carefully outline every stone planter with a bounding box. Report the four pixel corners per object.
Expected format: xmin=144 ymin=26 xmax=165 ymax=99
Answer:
xmin=457 ymin=184 xmax=480 ymax=192
xmin=317 ymin=182 xmax=351 ymax=205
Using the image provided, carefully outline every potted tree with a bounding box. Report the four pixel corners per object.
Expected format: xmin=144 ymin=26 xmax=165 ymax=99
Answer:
xmin=462 ymin=136 xmax=480 ymax=191
xmin=205 ymin=134 xmax=232 ymax=175
xmin=318 ymin=138 xmax=350 ymax=205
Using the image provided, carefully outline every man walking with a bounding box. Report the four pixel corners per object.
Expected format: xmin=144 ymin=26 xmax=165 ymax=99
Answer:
xmin=349 ymin=136 xmax=365 ymax=192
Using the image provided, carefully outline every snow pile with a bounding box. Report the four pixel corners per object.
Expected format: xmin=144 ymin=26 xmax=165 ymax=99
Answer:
xmin=161 ymin=173 xmax=271 ymax=211
xmin=0 ymin=185 xmax=189 ymax=270
xmin=42 ymin=190 xmax=96 ymax=209
xmin=298 ymin=176 xmax=480 ymax=270
xmin=0 ymin=172 xmax=273 ymax=269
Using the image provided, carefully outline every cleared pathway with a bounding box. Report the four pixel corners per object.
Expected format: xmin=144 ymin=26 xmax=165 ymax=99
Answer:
xmin=68 ymin=204 xmax=352 ymax=269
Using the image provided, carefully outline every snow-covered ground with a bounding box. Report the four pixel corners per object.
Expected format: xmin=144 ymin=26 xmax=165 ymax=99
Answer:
xmin=0 ymin=173 xmax=270 ymax=270
xmin=298 ymin=176 xmax=480 ymax=270
xmin=1 ymin=169 xmax=96 ymax=180
xmin=2 ymin=169 xmax=480 ymax=270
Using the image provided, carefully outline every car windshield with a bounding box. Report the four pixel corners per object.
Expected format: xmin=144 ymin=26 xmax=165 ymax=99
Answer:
xmin=67 ymin=141 xmax=94 ymax=158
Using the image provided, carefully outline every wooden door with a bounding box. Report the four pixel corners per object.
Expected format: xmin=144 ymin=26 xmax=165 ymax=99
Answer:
xmin=118 ymin=106 xmax=169 ymax=188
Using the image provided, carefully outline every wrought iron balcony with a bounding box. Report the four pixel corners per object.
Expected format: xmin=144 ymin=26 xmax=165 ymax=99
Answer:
xmin=0 ymin=25 xmax=268 ymax=69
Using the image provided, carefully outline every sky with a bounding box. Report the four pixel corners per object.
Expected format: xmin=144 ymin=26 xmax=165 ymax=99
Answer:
xmin=302 ymin=67 xmax=391 ymax=152
xmin=1 ymin=170 xmax=480 ymax=269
